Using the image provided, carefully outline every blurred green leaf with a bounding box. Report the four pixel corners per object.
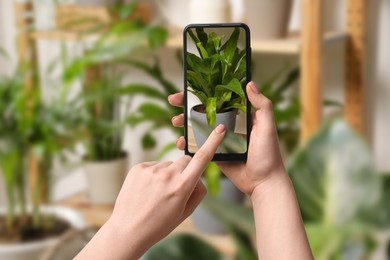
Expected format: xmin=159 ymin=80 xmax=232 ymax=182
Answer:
xmin=116 ymin=3 xmax=137 ymax=20
xmin=142 ymin=133 xmax=156 ymax=150
xmin=155 ymin=142 xmax=177 ymax=161
xmin=228 ymin=226 xmax=257 ymax=260
xmin=148 ymin=27 xmax=168 ymax=50
xmin=205 ymin=163 xmax=221 ymax=197
xmin=124 ymin=59 xmax=179 ymax=96
xmin=324 ymin=99 xmax=344 ymax=109
xmin=0 ymin=47 xmax=8 ymax=59
xmin=120 ymin=84 xmax=166 ymax=100
xmin=305 ymin=223 xmax=376 ymax=260
xmin=203 ymin=196 xmax=255 ymax=236
xmin=143 ymin=234 xmax=222 ymax=260
xmin=287 ymin=119 xmax=381 ymax=225
xmin=202 ymin=196 xmax=257 ymax=259
xmin=372 ymin=174 xmax=390 ymax=228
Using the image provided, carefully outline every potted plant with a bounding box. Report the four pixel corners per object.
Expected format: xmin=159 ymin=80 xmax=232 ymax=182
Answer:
xmin=62 ymin=2 xmax=168 ymax=204
xmin=0 ymin=69 xmax=86 ymax=259
xmin=186 ymin=27 xmax=247 ymax=152
xmin=80 ymin=66 xmax=131 ymax=205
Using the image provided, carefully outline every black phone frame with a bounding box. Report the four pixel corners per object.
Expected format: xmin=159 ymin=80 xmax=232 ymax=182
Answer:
xmin=183 ymin=23 xmax=252 ymax=162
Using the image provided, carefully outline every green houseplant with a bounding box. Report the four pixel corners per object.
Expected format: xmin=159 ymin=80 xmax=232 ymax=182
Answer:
xmin=62 ymin=2 xmax=168 ymax=204
xmin=186 ymin=27 xmax=247 ymax=151
xmin=122 ymin=58 xmax=182 ymax=159
xmin=287 ymin=119 xmax=389 ymax=259
xmin=0 ymin=66 xmax=86 ymax=259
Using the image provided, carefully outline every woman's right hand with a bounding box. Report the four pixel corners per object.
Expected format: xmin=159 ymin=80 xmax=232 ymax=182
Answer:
xmin=168 ymin=81 xmax=287 ymax=197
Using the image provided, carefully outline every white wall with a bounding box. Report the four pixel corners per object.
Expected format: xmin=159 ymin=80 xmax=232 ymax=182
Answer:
xmin=368 ymin=0 xmax=390 ymax=171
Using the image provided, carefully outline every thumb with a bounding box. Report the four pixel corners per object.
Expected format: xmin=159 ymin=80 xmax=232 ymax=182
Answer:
xmin=246 ymin=81 xmax=275 ymax=127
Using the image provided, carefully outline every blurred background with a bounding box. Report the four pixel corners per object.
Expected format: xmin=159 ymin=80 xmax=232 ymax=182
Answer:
xmin=0 ymin=0 xmax=389 ymax=259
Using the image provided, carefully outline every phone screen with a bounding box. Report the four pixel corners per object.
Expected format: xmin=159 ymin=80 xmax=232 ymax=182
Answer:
xmin=184 ymin=24 xmax=251 ymax=161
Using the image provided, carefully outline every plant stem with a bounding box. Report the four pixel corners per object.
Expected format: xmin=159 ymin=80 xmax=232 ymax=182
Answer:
xmin=5 ymin=185 xmax=15 ymax=233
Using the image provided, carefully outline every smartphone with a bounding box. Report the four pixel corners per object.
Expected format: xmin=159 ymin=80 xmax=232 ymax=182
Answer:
xmin=183 ymin=23 xmax=251 ymax=161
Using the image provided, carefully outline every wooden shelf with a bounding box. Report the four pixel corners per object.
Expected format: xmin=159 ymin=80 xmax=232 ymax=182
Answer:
xmin=58 ymin=193 xmax=235 ymax=257
xmin=32 ymin=30 xmax=100 ymax=42
xmin=167 ymin=30 xmax=347 ymax=55
xmin=33 ymin=28 xmax=346 ymax=56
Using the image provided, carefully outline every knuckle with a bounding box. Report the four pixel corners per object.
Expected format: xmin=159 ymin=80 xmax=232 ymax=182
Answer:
xmin=172 ymin=184 xmax=185 ymax=197
xmin=181 ymin=155 xmax=192 ymax=162
xmin=151 ymin=167 xmax=159 ymax=174
xmin=195 ymin=150 xmax=210 ymax=163
xmin=134 ymin=163 xmax=146 ymax=171
xmin=262 ymin=99 xmax=273 ymax=110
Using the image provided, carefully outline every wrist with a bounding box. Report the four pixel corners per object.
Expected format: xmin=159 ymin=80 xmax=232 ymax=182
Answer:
xmin=250 ymin=170 xmax=290 ymax=203
xmin=102 ymin=217 xmax=151 ymax=260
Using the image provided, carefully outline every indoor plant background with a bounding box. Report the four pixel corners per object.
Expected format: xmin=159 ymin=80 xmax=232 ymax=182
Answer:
xmin=0 ymin=55 xmax=86 ymax=259
xmin=62 ymin=1 xmax=168 ymax=204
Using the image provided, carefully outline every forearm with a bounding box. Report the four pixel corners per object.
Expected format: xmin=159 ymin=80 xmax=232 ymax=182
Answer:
xmin=251 ymin=170 xmax=313 ymax=260
xmin=75 ymin=218 xmax=150 ymax=260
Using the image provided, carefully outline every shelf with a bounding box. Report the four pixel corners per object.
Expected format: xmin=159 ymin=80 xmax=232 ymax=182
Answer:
xmin=33 ymin=28 xmax=347 ymax=56
xmin=166 ymin=30 xmax=347 ymax=55
xmin=32 ymin=30 xmax=100 ymax=42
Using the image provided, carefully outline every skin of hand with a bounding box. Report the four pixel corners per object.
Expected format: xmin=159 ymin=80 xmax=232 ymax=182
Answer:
xmin=75 ymin=124 xmax=226 ymax=260
xmin=169 ymin=81 xmax=285 ymax=196
xmin=169 ymin=81 xmax=314 ymax=259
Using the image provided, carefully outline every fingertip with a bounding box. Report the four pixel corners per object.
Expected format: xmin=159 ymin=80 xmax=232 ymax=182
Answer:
xmin=167 ymin=94 xmax=174 ymax=104
xmin=250 ymin=81 xmax=259 ymax=93
xmin=176 ymin=136 xmax=186 ymax=150
xmin=215 ymin=124 xmax=225 ymax=134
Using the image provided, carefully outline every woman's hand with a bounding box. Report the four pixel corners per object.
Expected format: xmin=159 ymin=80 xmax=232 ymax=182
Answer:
xmin=76 ymin=124 xmax=226 ymax=260
xmin=169 ymin=82 xmax=313 ymax=259
xmin=168 ymin=81 xmax=285 ymax=196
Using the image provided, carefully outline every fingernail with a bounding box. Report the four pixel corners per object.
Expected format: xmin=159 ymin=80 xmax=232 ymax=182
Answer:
xmin=215 ymin=124 xmax=225 ymax=134
xmin=249 ymin=81 xmax=259 ymax=94
xmin=168 ymin=95 xmax=172 ymax=101
xmin=171 ymin=116 xmax=176 ymax=123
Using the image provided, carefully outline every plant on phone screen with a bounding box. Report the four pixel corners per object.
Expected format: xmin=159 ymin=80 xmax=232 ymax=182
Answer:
xmin=187 ymin=27 xmax=247 ymax=126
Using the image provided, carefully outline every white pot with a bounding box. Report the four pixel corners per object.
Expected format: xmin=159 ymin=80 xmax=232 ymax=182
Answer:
xmin=190 ymin=105 xmax=237 ymax=151
xmin=189 ymin=0 xmax=232 ymax=24
xmin=154 ymin=0 xmax=190 ymax=29
xmin=0 ymin=206 xmax=86 ymax=260
xmin=84 ymin=153 xmax=129 ymax=205
xmin=245 ymin=0 xmax=292 ymax=40
xmin=74 ymin=0 xmax=117 ymax=6
xmin=192 ymin=178 xmax=245 ymax=234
